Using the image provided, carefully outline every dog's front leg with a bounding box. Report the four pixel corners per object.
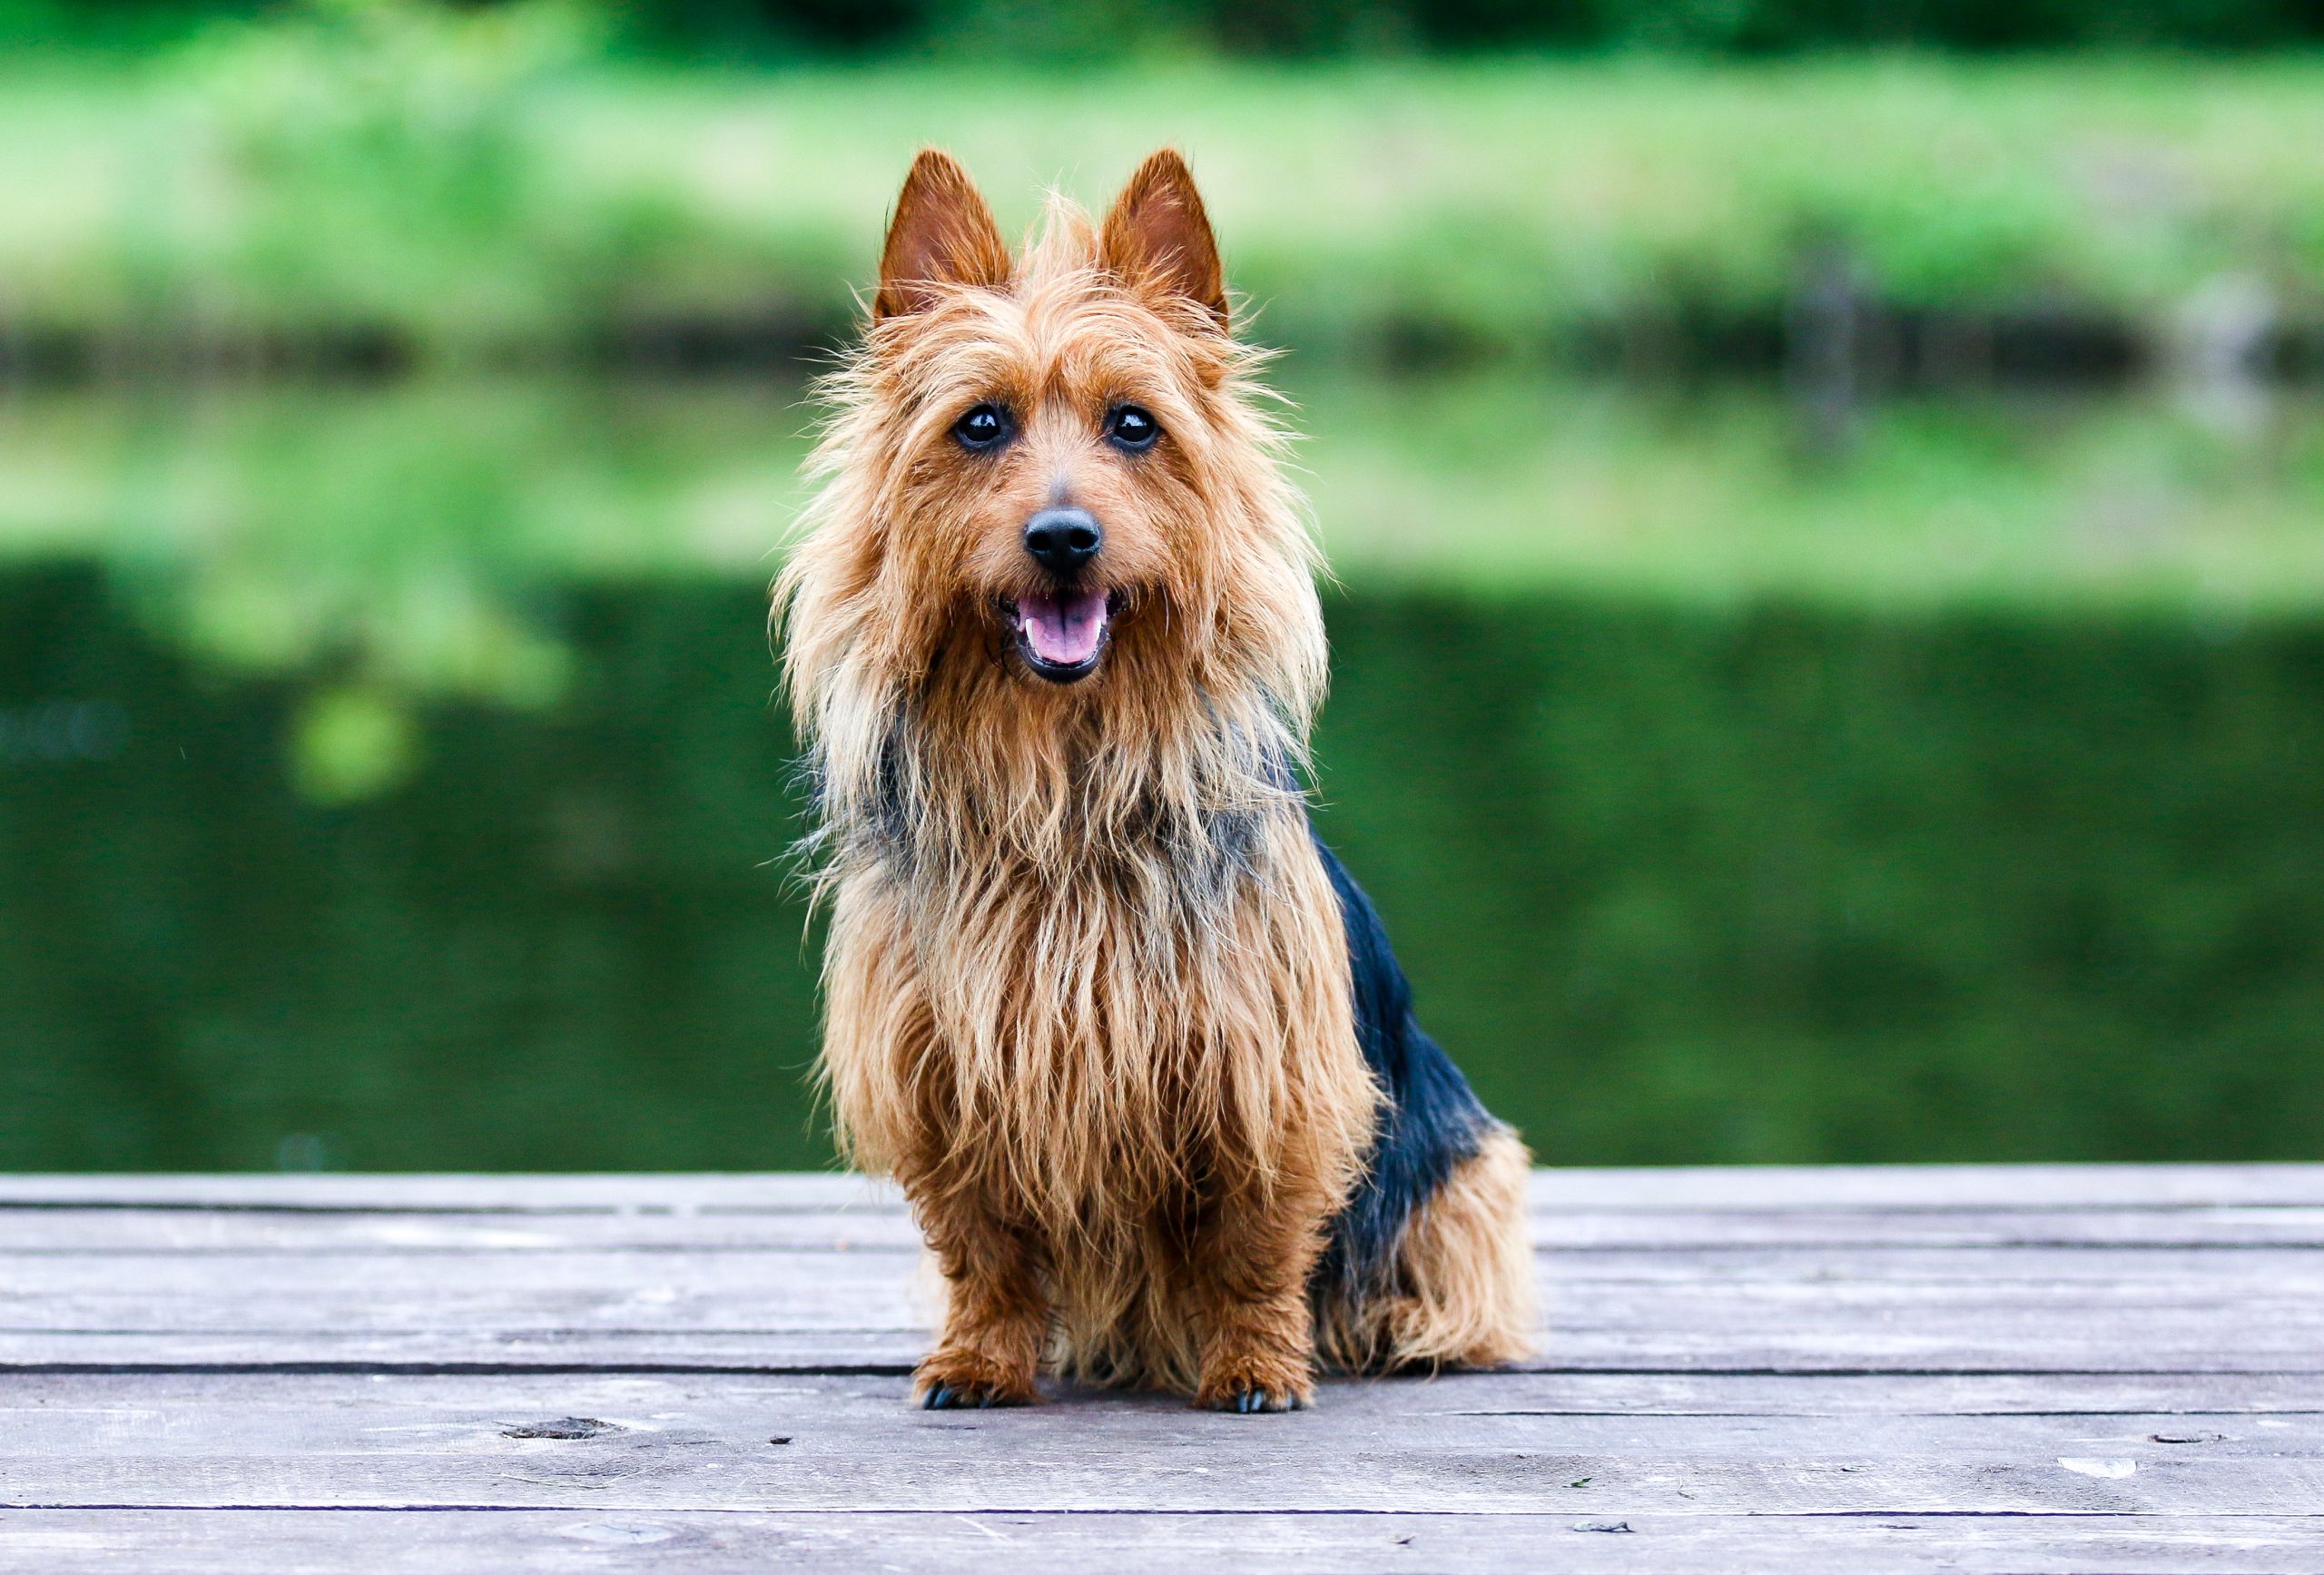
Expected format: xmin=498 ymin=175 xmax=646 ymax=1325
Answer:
xmin=1187 ymin=1179 xmax=1329 ymax=1413
xmin=911 ymin=1196 xmax=1049 ymax=1409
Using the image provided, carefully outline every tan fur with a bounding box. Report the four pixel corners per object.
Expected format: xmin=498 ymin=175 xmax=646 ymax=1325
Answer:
xmin=1316 ymin=1128 xmax=1538 ymax=1372
xmin=777 ymin=147 xmax=1532 ymax=1408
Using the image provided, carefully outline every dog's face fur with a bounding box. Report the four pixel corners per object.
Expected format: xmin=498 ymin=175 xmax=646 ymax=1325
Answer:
xmin=781 ymin=151 xmax=1326 ymax=867
xmin=871 ymin=151 xmax=1228 ymax=691
xmin=852 ymin=149 xmax=1267 ymax=694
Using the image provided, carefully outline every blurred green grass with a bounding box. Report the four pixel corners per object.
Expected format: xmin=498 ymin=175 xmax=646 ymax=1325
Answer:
xmin=15 ymin=563 xmax=2324 ymax=1168
xmin=11 ymin=375 xmax=2324 ymax=606
xmin=8 ymin=0 xmax=2324 ymax=359
xmin=4 ymin=372 xmax=2320 ymax=773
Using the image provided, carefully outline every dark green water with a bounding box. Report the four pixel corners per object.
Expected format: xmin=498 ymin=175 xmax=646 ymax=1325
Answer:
xmin=5 ymin=559 xmax=2322 ymax=1171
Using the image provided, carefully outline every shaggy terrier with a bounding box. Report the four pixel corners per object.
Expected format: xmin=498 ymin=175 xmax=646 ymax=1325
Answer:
xmin=777 ymin=148 xmax=1534 ymax=1412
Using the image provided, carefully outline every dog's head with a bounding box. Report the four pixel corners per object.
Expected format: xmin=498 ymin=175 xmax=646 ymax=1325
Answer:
xmin=784 ymin=148 xmax=1322 ymax=734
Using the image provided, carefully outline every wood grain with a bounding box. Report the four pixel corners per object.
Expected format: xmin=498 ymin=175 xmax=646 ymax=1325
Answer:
xmin=0 ymin=1167 xmax=2312 ymax=1571
xmin=0 ymin=1511 xmax=2317 ymax=1575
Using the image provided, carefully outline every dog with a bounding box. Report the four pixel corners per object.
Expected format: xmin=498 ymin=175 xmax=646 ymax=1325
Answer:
xmin=776 ymin=147 xmax=1534 ymax=1412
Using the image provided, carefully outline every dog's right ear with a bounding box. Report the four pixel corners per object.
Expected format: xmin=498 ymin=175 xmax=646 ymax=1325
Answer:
xmin=1100 ymin=149 xmax=1226 ymax=329
xmin=877 ymin=149 xmax=1010 ymax=320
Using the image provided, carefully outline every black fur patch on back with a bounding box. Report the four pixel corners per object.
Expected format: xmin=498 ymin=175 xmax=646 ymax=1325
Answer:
xmin=1310 ymin=824 xmax=1494 ymax=1312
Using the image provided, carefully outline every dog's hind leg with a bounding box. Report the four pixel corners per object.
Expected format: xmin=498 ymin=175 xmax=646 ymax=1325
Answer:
xmin=912 ymin=1199 xmax=1050 ymax=1409
xmin=1304 ymin=828 xmax=1535 ymax=1372
xmin=1373 ymin=1126 xmax=1536 ymax=1370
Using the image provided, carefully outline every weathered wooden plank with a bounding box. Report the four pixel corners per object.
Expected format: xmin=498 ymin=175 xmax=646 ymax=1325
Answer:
xmin=8 ymin=1234 xmax=2320 ymax=1315
xmin=0 ymin=1247 xmax=935 ymax=1327
xmin=1525 ymin=1165 xmax=2324 ymax=1212
xmin=7 ymin=1325 xmax=2310 ymax=1374
xmin=0 ymin=1371 xmax=2315 ymax=1515
xmin=0 ymin=1167 xmax=2311 ymax=1571
xmin=0 ymin=1174 xmax=891 ymax=1214
xmin=5 ymin=1327 xmax=2314 ymax=1376
xmin=1381 ymin=1368 xmax=2324 ymax=1415
xmin=9 ymin=1244 xmax=2320 ymax=1303
xmin=3 ymin=1368 xmax=2316 ymax=1422
xmin=7 ymin=1206 xmax=2323 ymax=1254
xmin=0 ymin=1331 xmax=931 ymax=1370
xmin=1 ymin=1431 xmax=2316 ymax=1515
xmin=1 ymin=1164 xmax=2319 ymax=1214
xmin=0 ymin=1209 xmax=924 ymax=1255
xmin=1537 ymin=1208 xmax=2324 ymax=1249
xmin=0 ymin=1511 xmax=2317 ymax=1575
xmin=1 ymin=1249 xmax=2314 ymax=1373
xmin=0 ymin=1369 xmax=2311 ymax=1457
xmin=25 ymin=1242 xmax=2316 ymax=1306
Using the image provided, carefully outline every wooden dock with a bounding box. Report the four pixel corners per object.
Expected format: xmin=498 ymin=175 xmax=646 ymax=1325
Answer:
xmin=0 ymin=1165 xmax=2316 ymax=1570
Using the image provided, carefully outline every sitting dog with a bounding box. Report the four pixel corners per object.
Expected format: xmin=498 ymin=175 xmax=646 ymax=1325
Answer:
xmin=776 ymin=148 xmax=1534 ymax=1412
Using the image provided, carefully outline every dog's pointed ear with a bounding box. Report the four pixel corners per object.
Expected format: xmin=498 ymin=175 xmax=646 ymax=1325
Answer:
xmin=877 ymin=149 xmax=1010 ymax=320
xmin=1100 ymin=148 xmax=1226 ymax=329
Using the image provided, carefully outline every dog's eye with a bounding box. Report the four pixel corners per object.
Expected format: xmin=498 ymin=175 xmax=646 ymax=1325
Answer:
xmin=1107 ymin=405 xmax=1160 ymax=452
xmin=953 ymin=404 xmax=1010 ymax=451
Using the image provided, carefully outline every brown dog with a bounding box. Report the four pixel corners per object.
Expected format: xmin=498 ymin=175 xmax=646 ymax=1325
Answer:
xmin=777 ymin=148 xmax=1533 ymax=1412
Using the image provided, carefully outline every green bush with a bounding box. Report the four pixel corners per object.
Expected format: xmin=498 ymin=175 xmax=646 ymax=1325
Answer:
xmin=10 ymin=569 xmax=2324 ymax=1167
xmin=9 ymin=27 xmax=2324 ymax=362
xmin=182 ymin=0 xmax=596 ymax=342
xmin=16 ymin=0 xmax=2324 ymax=57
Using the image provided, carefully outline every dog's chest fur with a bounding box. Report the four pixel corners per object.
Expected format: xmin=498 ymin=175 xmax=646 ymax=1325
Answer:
xmin=819 ymin=714 xmax=1376 ymax=1244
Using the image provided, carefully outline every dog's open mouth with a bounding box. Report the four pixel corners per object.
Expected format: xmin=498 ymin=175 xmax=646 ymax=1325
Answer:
xmin=1003 ymin=588 xmax=1120 ymax=684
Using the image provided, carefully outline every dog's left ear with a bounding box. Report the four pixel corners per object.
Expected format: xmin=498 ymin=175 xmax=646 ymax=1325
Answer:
xmin=1100 ymin=149 xmax=1227 ymax=330
xmin=878 ymin=149 xmax=1012 ymax=320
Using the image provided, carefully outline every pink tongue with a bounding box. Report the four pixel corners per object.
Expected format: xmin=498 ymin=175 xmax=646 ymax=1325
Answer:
xmin=1019 ymin=588 xmax=1108 ymax=667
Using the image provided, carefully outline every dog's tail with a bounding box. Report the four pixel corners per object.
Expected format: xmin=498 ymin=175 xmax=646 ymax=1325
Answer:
xmin=1306 ymin=827 xmax=1537 ymax=1372
xmin=1315 ymin=1125 xmax=1536 ymax=1372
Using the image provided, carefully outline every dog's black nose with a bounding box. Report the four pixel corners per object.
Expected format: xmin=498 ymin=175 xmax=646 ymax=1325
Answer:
xmin=1023 ymin=508 xmax=1102 ymax=576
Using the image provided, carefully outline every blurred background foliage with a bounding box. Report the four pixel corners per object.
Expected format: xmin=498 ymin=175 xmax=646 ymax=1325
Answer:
xmin=5 ymin=0 xmax=2324 ymax=1171
xmin=4 ymin=0 xmax=2324 ymax=369
xmin=15 ymin=0 xmax=2324 ymax=56
xmin=12 ymin=558 xmax=2324 ymax=1169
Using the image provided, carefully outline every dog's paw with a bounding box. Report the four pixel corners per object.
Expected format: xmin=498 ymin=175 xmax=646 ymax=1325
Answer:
xmin=1195 ymin=1357 xmax=1314 ymax=1415
xmin=1207 ymin=1384 xmax=1305 ymax=1414
xmin=919 ymin=1380 xmax=1029 ymax=1410
xmin=911 ymin=1351 xmax=1037 ymax=1411
xmin=920 ymin=1382 xmax=982 ymax=1410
